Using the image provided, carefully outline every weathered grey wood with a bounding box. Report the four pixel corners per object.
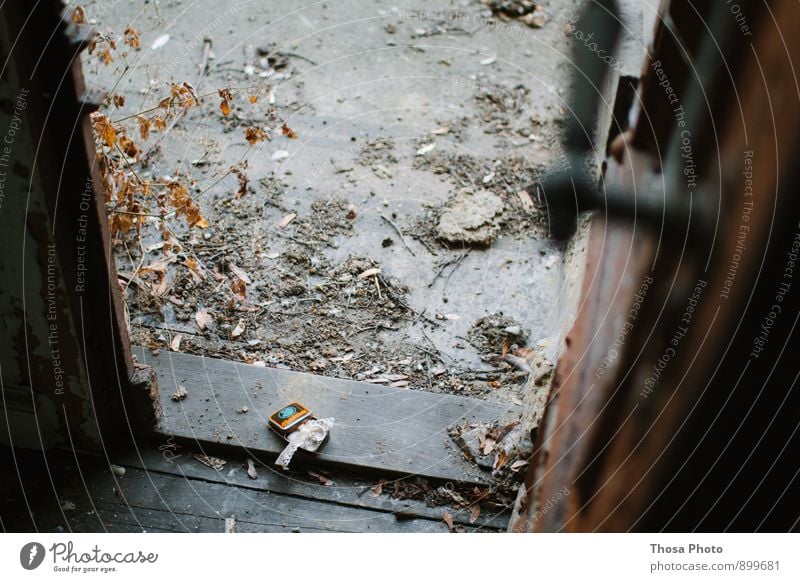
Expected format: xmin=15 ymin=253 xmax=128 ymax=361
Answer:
xmin=63 ymin=466 xmax=457 ymax=533
xmin=135 ymin=348 xmax=518 ymax=484
xmin=2 ymin=446 xmax=506 ymax=533
xmin=116 ymin=449 xmax=509 ymax=529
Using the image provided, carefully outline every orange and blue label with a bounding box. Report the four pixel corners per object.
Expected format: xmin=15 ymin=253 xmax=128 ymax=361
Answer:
xmin=269 ymin=402 xmax=312 ymax=434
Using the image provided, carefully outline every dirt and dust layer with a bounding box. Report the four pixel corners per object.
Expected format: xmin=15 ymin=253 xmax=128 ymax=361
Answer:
xmin=82 ymin=0 xmax=584 ymax=508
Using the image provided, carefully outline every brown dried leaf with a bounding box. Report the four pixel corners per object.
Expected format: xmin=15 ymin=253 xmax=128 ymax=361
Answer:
xmin=469 ymin=505 xmax=481 ymax=524
xmin=442 ymin=512 xmax=455 ymax=532
xmin=195 ymin=307 xmax=212 ymax=331
xmin=183 ymin=257 xmax=205 ymax=282
xmin=98 ymin=47 xmax=114 ymax=65
xmin=278 ymin=213 xmax=296 ymax=229
xmin=231 ymin=278 xmax=247 ymax=300
xmin=281 ymin=123 xmax=297 ymax=139
xmin=118 ymin=134 xmax=139 ymax=159
xmin=308 ymin=471 xmax=334 ymax=486
xmin=218 ymin=88 xmax=233 ymax=116
xmin=371 ymin=479 xmax=388 ymax=497
xmin=112 ymin=94 xmax=125 ymax=108
xmin=357 ymin=267 xmax=381 ymax=279
xmin=170 ymin=334 xmax=182 ymax=352
xmin=71 ymin=5 xmax=88 ymax=24
xmin=248 ymin=95 xmax=258 ymax=104
xmin=244 ymin=127 xmax=268 ymax=144
xmin=229 ymin=263 xmax=252 ymax=284
xmin=90 ymin=113 xmax=117 ymax=148
xmin=123 ymin=26 xmax=141 ymax=49
xmin=193 ymin=454 xmax=226 ymax=470
xmin=493 ymin=450 xmax=508 ymax=470
xmin=231 ymin=162 xmax=249 ymax=198
xmin=171 ymin=82 xmax=197 ymax=109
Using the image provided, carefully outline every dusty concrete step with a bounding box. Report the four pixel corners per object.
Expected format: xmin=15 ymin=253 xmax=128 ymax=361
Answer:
xmin=135 ymin=347 xmax=519 ymax=485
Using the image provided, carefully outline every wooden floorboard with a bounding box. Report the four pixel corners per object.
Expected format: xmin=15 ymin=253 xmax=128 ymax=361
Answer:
xmin=136 ymin=348 xmax=519 ymax=485
xmin=116 ymin=450 xmax=510 ymax=529
xmin=77 ymin=468 xmax=452 ymax=533
xmin=1 ymin=447 xmax=502 ymax=533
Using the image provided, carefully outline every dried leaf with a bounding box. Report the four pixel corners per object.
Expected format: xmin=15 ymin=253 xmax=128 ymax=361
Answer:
xmin=510 ymin=459 xmax=529 ymax=472
xmin=123 ymin=26 xmax=141 ymax=49
xmin=244 ymin=127 xmax=268 ymax=144
xmin=281 ymin=123 xmax=297 ymax=139
xmin=231 ymin=319 xmax=246 ymax=338
xmin=231 ymin=168 xmax=248 ymax=200
xmin=231 ymin=278 xmax=247 ymax=300
xmin=469 ymin=505 xmax=481 ymax=524
xmin=278 ymin=213 xmax=296 ymax=229
xmin=193 ymin=454 xmax=226 ymax=470
xmin=90 ymin=112 xmax=117 ymax=148
xmin=229 ymin=263 xmax=252 ymax=284
xmin=195 ymin=308 xmax=212 ymax=331
xmin=371 ymin=479 xmax=388 ymax=497
xmin=71 ymin=5 xmax=88 ymax=24
xmin=170 ymin=334 xmax=182 ymax=352
xmin=170 ymin=385 xmax=188 ymax=401
xmin=118 ymin=134 xmax=139 ymax=159
xmin=246 ymin=458 xmax=258 ymax=480
xmin=112 ymin=94 xmax=126 ymax=108
xmin=442 ymin=512 xmax=455 ymax=532
xmin=357 ymin=267 xmax=381 ymax=279
xmin=493 ymin=450 xmax=508 ymax=470
xmin=308 ymin=470 xmax=334 ymax=486
xmin=218 ymin=88 xmax=233 ymax=116
xmin=183 ymin=257 xmax=205 ymax=281
xmin=98 ymin=47 xmax=114 ymax=65
xmin=248 ymin=95 xmax=258 ymax=104
xmin=171 ymin=82 xmax=197 ymax=108
xmin=482 ymin=436 xmax=496 ymax=456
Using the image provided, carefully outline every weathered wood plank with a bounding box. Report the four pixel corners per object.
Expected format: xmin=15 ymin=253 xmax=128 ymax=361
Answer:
xmin=135 ymin=348 xmax=518 ymax=484
xmin=115 ymin=450 xmax=509 ymax=529
xmin=65 ymin=466 xmax=456 ymax=533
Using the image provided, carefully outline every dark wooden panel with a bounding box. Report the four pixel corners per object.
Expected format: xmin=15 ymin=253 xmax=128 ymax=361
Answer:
xmin=116 ymin=450 xmax=509 ymax=529
xmin=88 ymin=469 xmax=453 ymax=533
xmin=2 ymin=447 xmax=503 ymax=533
xmin=135 ymin=348 xmax=518 ymax=485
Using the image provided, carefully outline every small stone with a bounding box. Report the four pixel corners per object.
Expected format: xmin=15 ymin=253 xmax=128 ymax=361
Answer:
xmin=437 ymin=189 xmax=504 ymax=246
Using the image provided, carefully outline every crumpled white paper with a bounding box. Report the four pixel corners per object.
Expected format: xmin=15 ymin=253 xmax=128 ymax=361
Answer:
xmin=275 ymin=418 xmax=334 ymax=470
